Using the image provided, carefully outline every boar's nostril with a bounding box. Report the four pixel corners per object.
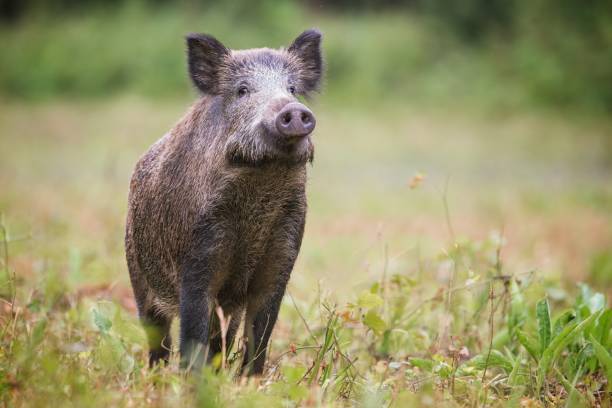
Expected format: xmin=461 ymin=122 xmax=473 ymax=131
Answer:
xmin=282 ymin=112 xmax=292 ymax=125
xmin=301 ymin=112 xmax=311 ymax=125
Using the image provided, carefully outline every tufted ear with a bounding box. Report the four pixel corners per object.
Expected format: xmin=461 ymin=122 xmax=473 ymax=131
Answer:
xmin=186 ymin=33 xmax=229 ymax=94
xmin=288 ymin=29 xmax=323 ymax=93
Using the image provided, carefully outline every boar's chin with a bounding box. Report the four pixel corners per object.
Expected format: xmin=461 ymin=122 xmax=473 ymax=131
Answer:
xmin=224 ymin=129 xmax=314 ymax=167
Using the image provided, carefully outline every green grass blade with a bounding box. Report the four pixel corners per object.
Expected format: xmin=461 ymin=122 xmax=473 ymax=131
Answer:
xmin=553 ymin=367 xmax=589 ymax=408
xmin=517 ymin=330 xmax=540 ymax=361
xmin=536 ymin=311 xmax=599 ymax=394
xmin=594 ymin=309 xmax=612 ymax=347
xmin=508 ymin=352 xmax=524 ymax=386
xmin=589 ymin=334 xmax=612 ymax=383
xmin=309 ymin=313 xmax=337 ymax=386
xmin=536 ymin=298 xmax=552 ymax=353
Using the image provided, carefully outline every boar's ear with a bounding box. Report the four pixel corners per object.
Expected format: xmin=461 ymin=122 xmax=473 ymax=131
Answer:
xmin=186 ymin=33 xmax=229 ymax=94
xmin=288 ymin=29 xmax=323 ymax=93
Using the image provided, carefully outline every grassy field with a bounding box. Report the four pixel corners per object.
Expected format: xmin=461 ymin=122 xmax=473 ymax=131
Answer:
xmin=0 ymin=95 xmax=611 ymax=406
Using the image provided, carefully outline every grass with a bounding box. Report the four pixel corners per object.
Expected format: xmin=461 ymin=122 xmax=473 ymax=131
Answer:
xmin=0 ymin=96 xmax=611 ymax=406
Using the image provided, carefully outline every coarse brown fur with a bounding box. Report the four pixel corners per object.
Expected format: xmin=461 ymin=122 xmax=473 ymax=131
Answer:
xmin=125 ymin=29 xmax=323 ymax=374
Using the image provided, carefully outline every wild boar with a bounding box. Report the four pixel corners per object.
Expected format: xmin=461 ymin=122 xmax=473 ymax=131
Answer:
xmin=125 ymin=29 xmax=322 ymax=375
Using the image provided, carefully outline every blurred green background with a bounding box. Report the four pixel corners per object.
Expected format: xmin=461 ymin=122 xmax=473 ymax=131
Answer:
xmin=2 ymin=0 xmax=612 ymax=112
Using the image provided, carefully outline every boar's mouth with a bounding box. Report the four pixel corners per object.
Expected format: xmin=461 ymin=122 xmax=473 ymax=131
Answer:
xmin=224 ymin=124 xmax=314 ymax=167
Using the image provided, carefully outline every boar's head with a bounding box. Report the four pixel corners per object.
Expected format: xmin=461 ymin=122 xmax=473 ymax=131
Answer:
xmin=186 ymin=29 xmax=323 ymax=166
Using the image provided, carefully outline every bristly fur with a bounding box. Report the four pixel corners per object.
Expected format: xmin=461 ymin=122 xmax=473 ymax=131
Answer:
xmin=126 ymin=30 xmax=323 ymax=374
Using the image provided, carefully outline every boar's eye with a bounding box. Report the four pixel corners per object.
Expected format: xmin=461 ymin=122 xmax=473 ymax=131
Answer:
xmin=237 ymin=85 xmax=249 ymax=98
xmin=288 ymin=86 xmax=296 ymax=95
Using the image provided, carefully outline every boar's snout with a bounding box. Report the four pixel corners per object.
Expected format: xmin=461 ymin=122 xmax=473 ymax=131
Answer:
xmin=275 ymin=102 xmax=316 ymax=139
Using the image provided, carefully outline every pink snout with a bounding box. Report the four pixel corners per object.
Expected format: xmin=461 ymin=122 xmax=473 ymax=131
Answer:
xmin=275 ymin=102 xmax=316 ymax=139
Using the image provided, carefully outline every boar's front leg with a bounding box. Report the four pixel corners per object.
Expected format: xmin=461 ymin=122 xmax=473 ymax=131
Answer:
xmin=179 ymin=218 xmax=228 ymax=370
xmin=243 ymin=200 xmax=306 ymax=375
xmin=179 ymin=268 xmax=212 ymax=370
xmin=243 ymin=287 xmax=287 ymax=375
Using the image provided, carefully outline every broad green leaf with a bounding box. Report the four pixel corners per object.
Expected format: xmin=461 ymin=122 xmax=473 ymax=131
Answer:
xmin=363 ymin=310 xmax=386 ymax=335
xmin=357 ymin=292 xmax=384 ymax=309
xmin=594 ymin=308 xmax=612 ymax=347
xmin=409 ymin=358 xmax=434 ymax=371
xmin=517 ymin=330 xmax=540 ymax=361
xmin=536 ymin=311 xmax=599 ymax=393
xmin=552 ymin=310 xmax=575 ymax=338
xmin=469 ymin=350 xmax=513 ymax=373
xmin=433 ymin=361 xmax=453 ymax=378
xmin=589 ymin=334 xmax=612 ymax=383
xmin=536 ymin=298 xmax=552 ymax=352
xmin=574 ymin=343 xmax=598 ymax=374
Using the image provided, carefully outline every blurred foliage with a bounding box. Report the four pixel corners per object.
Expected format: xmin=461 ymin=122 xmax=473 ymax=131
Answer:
xmin=589 ymin=250 xmax=612 ymax=290
xmin=420 ymin=0 xmax=516 ymax=42
xmin=1 ymin=0 xmax=611 ymax=112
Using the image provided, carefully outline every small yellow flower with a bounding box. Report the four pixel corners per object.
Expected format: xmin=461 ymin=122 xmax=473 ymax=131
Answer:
xmin=408 ymin=172 xmax=425 ymax=189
